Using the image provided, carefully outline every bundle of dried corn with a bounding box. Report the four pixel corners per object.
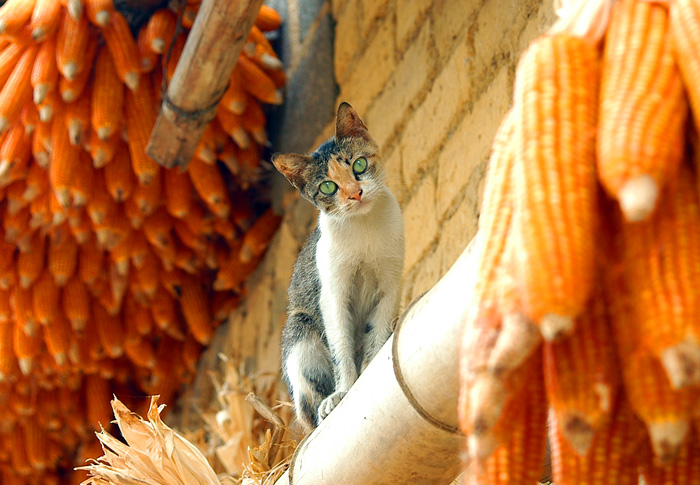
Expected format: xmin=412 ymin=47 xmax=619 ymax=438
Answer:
xmin=460 ymin=0 xmax=700 ymax=482
xmin=179 ymin=355 xmax=296 ymax=484
xmin=79 ymin=396 xmax=222 ymax=485
xmin=0 ymin=0 xmax=285 ymax=482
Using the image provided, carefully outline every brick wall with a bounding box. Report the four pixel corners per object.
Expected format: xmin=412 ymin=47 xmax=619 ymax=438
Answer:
xmin=178 ymin=0 xmax=556 ymax=422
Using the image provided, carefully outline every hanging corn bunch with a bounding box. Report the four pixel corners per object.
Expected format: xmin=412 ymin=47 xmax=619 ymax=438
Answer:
xmin=0 ymin=0 xmax=285 ymax=482
xmin=461 ymin=0 xmax=700 ymax=482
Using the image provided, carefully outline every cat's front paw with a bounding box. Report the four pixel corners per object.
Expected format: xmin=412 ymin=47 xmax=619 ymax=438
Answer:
xmin=317 ymin=391 xmax=346 ymax=423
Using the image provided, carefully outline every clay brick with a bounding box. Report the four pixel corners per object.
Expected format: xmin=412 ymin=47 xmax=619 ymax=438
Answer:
xmin=364 ymin=22 xmax=434 ymax=150
xmin=431 ymin=0 xmax=479 ymax=60
xmin=334 ymin=0 xmax=364 ymax=83
xmin=436 ymin=67 xmax=510 ymax=221
xmin=383 ymin=145 xmax=409 ymax=205
xmin=435 ymin=194 xmax=479 ymax=277
xmin=400 ymin=39 xmax=473 ymax=188
xmin=402 ymin=174 xmax=438 ymax=272
xmin=340 ymin=15 xmax=396 ymax=115
xmin=396 ymin=0 xmax=432 ymax=51
xmin=409 ymin=248 xmax=442 ymax=301
xmin=360 ymin=0 xmax=392 ymax=36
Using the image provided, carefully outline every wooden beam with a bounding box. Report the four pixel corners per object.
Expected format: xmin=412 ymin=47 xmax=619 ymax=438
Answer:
xmin=146 ymin=0 xmax=264 ymax=169
xmin=273 ymin=239 xmax=481 ymax=484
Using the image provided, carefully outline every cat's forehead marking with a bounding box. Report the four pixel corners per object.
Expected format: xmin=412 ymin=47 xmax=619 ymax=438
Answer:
xmin=327 ymin=158 xmax=357 ymax=186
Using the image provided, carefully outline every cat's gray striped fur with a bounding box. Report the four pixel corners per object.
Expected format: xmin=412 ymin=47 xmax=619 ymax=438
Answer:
xmin=273 ymin=103 xmax=405 ymax=431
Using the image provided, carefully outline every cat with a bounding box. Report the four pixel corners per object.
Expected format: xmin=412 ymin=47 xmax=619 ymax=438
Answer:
xmin=272 ymin=102 xmax=405 ymax=431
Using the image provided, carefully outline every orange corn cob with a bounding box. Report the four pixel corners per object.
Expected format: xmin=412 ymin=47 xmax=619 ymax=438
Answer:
xmin=17 ymin=232 xmax=45 ymax=288
xmin=124 ymin=75 xmax=159 ymax=185
xmin=89 ymin=130 xmax=119 ymax=168
xmin=512 ymin=34 xmax=599 ymax=339
xmin=94 ymin=206 xmax=130 ymax=250
xmin=245 ymin=35 xmax=283 ymax=72
xmin=0 ymin=43 xmax=25 ymax=89
xmin=48 ymin=225 xmax=78 ymax=286
xmin=86 ymin=169 xmax=114 ymax=223
xmin=135 ymin=249 xmax=159 ymax=298
xmin=213 ymin=217 xmax=236 ymax=243
xmin=220 ymin=67 xmax=247 ymax=114
xmin=9 ymin=425 xmax=32 ymax=476
xmin=165 ymin=32 xmax=186 ymax=80
xmin=78 ymin=234 xmax=103 ymax=285
xmin=550 ymin=396 xmax=644 ymax=485
xmin=544 ymin=290 xmax=620 ymax=456
xmin=109 ymin=230 xmax=132 ymax=275
xmin=104 ymin=142 xmax=134 ymax=202
xmin=0 ymin=288 xmax=9 ymax=322
xmin=32 ymin=270 xmax=59 ymax=325
xmin=151 ymin=285 xmax=177 ymax=333
xmin=598 ymin=0 xmax=687 ymax=222
xmin=188 ymin=156 xmax=231 ymax=217
xmin=49 ymin=108 xmax=80 ymax=207
xmin=101 ymin=10 xmax=140 ymax=90
xmin=255 ymin=5 xmax=282 ymax=32
xmin=85 ymin=0 xmax=112 ymax=27
xmin=174 ymin=241 xmax=199 ymax=274
xmin=0 ymin=0 xmax=35 ymax=34
xmin=91 ymin=299 xmax=123 ymax=358
xmin=174 ymin=218 xmax=205 ymax=253
xmin=20 ymin=102 xmax=39 ymax=135
xmin=180 ymin=275 xmax=213 ymax=344
xmin=0 ymin=122 xmax=32 ymax=180
xmin=213 ymin=244 xmax=259 ymax=292
xmin=142 ymin=207 xmax=174 ymax=250
xmin=216 ymin=103 xmax=250 ymax=149
xmin=237 ymin=53 xmax=283 ymax=105
xmin=28 ymin=191 xmax=50 ymax=229
xmin=70 ymin=152 xmax=94 ymax=208
xmin=241 ymin=98 xmax=267 ymax=144
xmin=182 ymin=336 xmax=201 ymax=373
xmin=0 ymin=320 xmax=16 ymax=381
xmin=194 ymin=123 xmax=216 ymax=164
xmin=468 ymin=351 xmax=547 ymax=482
xmin=62 ymin=276 xmax=90 ymax=332
xmin=65 ymin=90 xmax=91 ymax=146
xmin=38 ymin=89 xmax=60 ymax=122
xmin=0 ymin=45 xmax=37 ymax=132
xmin=30 ymin=0 xmax=61 ymax=41
xmin=23 ymin=161 xmax=47 ymax=201
xmin=671 ymin=0 xmax=700 ymax=128
xmin=640 ymin=427 xmax=700 ymax=484
xmin=128 ymin=231 xmax=148 ymax=268
xmin=11 ymin=285 xmax=35 ymax=336
xmin=123 ymin=193 xmax=144 ymax=228
xmin=164 ymin=166 xmax=193 ymax=218
xmin=125 ymin=294 xmax=153 ymax=336
xmin=24 ymin=419 xmax=48 ymax=471
xmin=235 ymin=143 xmax=261 ymax=189
xmin=144 ymin=8 xmax=176 ymax=54
xmin=6 ymin=180 xmax=28 ymax=214
xmin=4 ymin=206 xmax=30 ymax=243
xmin=60 ymin=0 xmax=83 ymax=20
xmin=56 ymin=8 xmax=92 ymax=81
xmin=43 ymin=312 xmax=71 ymax=366
xmin=619 ymin=164 xmax=700 ymax=389
xmin=59 ymin=40 xmax=97 ymax=102
xmin=137 ymin=24 xmax=157 ymax=73
xmin=132 ymin=169 xmax=162 ymax=216
xmin=13 ymin=319 xmax=40 ymax=375
xmin=608 ymin=257 xmax=700 ymax=463
xmin=84 ymin=374 xmax=112 ymax=430
xmin=91 ymin=46 xmax=124 ymax=140
xmin=124 ymin=335 xmax=155 ymax=369
xmin=239 ymin=208 xmax=281 ymax=263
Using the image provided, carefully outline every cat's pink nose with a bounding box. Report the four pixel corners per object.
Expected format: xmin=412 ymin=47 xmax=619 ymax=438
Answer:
xmin=349 ymin=189 xmax=363 ymax=201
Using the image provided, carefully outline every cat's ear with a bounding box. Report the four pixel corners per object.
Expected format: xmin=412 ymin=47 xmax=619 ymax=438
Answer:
xmin=272 ymin=153 xmax=314 ymax=191
xmin=335 ymin=102 xmax=371 ymax=141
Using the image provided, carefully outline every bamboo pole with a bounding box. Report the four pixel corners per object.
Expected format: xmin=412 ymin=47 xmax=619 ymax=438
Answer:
xmin=274 ymin=238 xmax=480 ymax=485
xmin=145 ymin=0 xmax=264 ymax=169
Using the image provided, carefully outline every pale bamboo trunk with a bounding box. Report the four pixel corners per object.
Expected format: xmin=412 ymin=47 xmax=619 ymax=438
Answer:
xmin=274 ymin=239 xmax=479 ymax=484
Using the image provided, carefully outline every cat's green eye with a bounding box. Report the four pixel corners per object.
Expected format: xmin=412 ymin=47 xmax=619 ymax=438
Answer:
xmin=320 ymin=181 xmax=338 ymax=195
xmin=352 ymin=157 xmax=368 ymax=174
